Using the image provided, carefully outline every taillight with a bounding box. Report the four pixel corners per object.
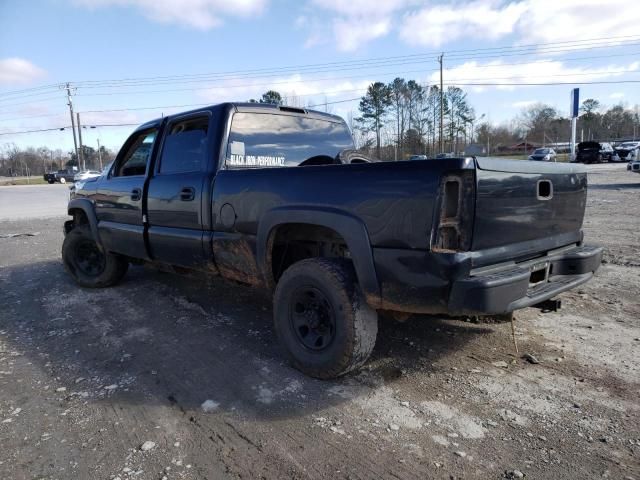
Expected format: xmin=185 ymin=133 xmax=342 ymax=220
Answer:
xmin=431 ymin=170 xmax=475 ymax=252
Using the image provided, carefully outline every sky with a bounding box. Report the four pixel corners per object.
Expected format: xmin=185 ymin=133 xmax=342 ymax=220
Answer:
xmin=0 ymin=0 xmax=638 ymax=152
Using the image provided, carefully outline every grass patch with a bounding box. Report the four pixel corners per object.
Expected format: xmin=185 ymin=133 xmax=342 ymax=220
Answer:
xmin=0 ymin=177 xmax=48 ymax=186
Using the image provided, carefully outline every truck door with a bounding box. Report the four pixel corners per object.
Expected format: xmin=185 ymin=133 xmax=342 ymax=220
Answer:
xmin=146 ymin=113 xmax=210 ymax=267
xmin=95 ymin=126 xmax=159 ymax=259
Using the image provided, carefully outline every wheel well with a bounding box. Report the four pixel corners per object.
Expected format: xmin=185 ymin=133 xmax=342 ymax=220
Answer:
xmin=70 ymin=209 xmax=89 ymax=225
xmin=267 ymin=223 xmax=352 ymax=286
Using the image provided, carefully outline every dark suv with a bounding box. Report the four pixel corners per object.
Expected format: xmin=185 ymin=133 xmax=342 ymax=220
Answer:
xmin=575 ymin=141 xmax=615 ymax=163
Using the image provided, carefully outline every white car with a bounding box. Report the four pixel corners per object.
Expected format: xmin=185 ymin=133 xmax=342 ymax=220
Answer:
xmin=615 ymin=142 xmax=640 ymax=162
xmin=629 ymin=160 xmax=640 ymax=174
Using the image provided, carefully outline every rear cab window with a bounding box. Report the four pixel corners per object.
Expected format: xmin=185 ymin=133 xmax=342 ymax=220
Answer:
xmin=225 ymin=112 xmax=354 ymax=169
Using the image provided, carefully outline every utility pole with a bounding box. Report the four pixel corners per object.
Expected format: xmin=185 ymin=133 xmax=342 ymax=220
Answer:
xmin=77 ymin=112 xmax=85 ymax=170
xmin=438 ymin=53 xmax=444 ymax=154
xmin=63 ymin=83 xmax=79 ymax=161
xmin=97 ymin=138 xmax=103 ymax=170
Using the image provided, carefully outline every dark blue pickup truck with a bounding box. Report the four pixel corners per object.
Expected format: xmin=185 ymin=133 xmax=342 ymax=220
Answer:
xmin=62 ymin=102 xmax=602 ymax=378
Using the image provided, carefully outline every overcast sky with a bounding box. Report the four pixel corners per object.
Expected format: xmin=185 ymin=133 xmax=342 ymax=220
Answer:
xmin=1 ymin=0 xmax=638 ymax=152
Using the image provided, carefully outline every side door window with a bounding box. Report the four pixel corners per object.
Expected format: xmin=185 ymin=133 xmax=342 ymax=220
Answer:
xmin=158 ymin=117 xmax=208 ymax=174
xmin=114 ymin=129 xmax=157 ymax=177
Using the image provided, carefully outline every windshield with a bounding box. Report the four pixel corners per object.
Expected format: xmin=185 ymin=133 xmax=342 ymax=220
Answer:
xmin=619 ymin=143 xmax=639 ymax=148
xmin=533 ymin=148 xmax=550 ymax=154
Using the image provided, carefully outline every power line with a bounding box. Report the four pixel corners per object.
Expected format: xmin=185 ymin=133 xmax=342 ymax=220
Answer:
xmin=0 ymin=84 xmax=63 ymax=99
xmin=0 ymin=126 xmax=70 ymax=136
xmin=81 ymin=102 xmax=213 ymax=114
xmin=3 ymin=73 xmax=638 ymax=135
xmin=68 ymin=34 xmax=640 ymax=88
xmin=3 ymin=49 xmax=636 ymax=120
xmin=0 ymin=87 xmax=67 ymax=102
xmin=0 ymin=94 xmax=64 ymax=108
xmin=0 ymin=123 xmax=138 ymax=136
xmin=1 ymin=33 xmax=637 ymax=113
xmin=71 ymin=65 xmax=640 ymax=99
xmin=70 ymin=40 xmax=640 ymax=92
xmin=0 ymin=112 xmax=68 ymax=122
xmin=5 ymin=75 xmax=639 ymax=128
xmin=445 ymin=79 xmax=640 ymax=86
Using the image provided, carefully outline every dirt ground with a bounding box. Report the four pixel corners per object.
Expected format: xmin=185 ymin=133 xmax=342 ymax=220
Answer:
xmin=0 ymin=163 xmax=638 ymax=480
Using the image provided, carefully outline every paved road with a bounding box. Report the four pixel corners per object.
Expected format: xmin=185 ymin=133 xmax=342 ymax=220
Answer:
xmin=0 ymin=184 xmax=69 ymax=221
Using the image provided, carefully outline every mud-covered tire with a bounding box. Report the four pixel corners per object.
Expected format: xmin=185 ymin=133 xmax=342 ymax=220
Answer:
xmin=273 ymin=258 xmax=378 ymax=379
xmin=62 ymin=225 xmax=128 ymax=288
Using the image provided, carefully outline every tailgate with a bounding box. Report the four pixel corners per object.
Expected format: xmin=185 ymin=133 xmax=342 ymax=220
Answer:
xmin=472 ymin=158 xmax=587 ymax=252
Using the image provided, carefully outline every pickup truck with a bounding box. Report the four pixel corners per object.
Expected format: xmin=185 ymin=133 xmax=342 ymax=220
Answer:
xmin=62 ymin=102 xmax=602 ymax=379
xmin=44 ymin=169 xmax=77 ymax=184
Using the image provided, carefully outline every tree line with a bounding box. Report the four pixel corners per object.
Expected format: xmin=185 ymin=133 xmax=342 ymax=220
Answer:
xmin=0 ymin=144 xmax=116 ymax=177
xmin=246 ymin=84 xmax=640 ymax=160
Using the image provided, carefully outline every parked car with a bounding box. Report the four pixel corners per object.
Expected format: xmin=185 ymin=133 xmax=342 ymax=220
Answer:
xmin=615 ymin=141 xmax=640 ymax=162
xmin=73 ymin=170 xmax=102 ymax=182
xmin=575 ymin=141 xmax=617 ymax=163
xmin=628 ymin=160 xmax=640 ymax=173
xmin=528 ymin=148 xmax=557 ymax=162
xmin=62 ymin=102 xmax=602 ymax=379
xmin=409 ymin=154 xmax=428 ymax=161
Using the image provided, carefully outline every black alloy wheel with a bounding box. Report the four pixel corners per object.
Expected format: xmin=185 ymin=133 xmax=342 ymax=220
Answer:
xmin=73 ymin=239 xmax=106 ymax=277
xmin=289 ymin=286 xmax=336 ymax=351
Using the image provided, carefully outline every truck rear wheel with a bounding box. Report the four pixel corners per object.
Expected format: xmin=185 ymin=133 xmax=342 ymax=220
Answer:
xmin=273 ymin=258 xmax=378 ymax=379
xmin=62 ymin=225 xmax=128 ymax=288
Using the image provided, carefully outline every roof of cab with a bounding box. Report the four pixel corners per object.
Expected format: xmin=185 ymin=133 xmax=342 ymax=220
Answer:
xmin=134 ymin=102 xmax=345 ymax=132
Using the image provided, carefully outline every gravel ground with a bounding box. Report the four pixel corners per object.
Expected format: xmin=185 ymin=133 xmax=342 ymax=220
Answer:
xmin=0 ymin=163 xmax=638 ymax=480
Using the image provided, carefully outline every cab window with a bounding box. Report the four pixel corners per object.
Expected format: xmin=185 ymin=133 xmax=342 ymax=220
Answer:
xmin=114 ymin=129 xmax=157 ymax=177
xmin=225 ymin=112 xmax=354 ymax=168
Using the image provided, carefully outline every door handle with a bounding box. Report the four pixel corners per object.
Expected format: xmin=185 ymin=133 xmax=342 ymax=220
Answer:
xmin=131 ymin=188 xmax=142 ymax=201
xmin=180 ymin=187 xmax=195 ymax=201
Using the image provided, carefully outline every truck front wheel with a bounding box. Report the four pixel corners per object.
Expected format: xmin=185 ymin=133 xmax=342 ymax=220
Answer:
xmin=62 ymin=225 xmax=128 ymax=288
xmin=273 ymin=258 xmax=378 ymax=379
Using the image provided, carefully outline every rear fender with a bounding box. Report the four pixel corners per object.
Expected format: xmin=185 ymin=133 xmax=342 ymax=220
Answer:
xmin=256 ymin=206 xmax=381 ymax=308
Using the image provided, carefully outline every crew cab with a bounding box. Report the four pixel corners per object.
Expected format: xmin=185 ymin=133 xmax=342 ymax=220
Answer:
xmin=62 ymin=102 xmax=602 ymax=379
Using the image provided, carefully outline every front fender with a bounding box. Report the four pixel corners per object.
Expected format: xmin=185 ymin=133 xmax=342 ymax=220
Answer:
xmin=256 ymin=206 xmax=381 ymax=308
xmin=67 ymin=198 xmax=103 ymax=250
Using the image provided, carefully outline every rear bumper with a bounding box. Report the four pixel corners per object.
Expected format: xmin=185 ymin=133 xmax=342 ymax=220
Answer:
xmin=447 ymin=245 xmax=603 ymax=315
xmin=373 ymin=244 xmax=602 ymax=315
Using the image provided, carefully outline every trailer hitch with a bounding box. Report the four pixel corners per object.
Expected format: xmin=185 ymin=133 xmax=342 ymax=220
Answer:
xmin=533 ymin=299 xmax=562 ymax=313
